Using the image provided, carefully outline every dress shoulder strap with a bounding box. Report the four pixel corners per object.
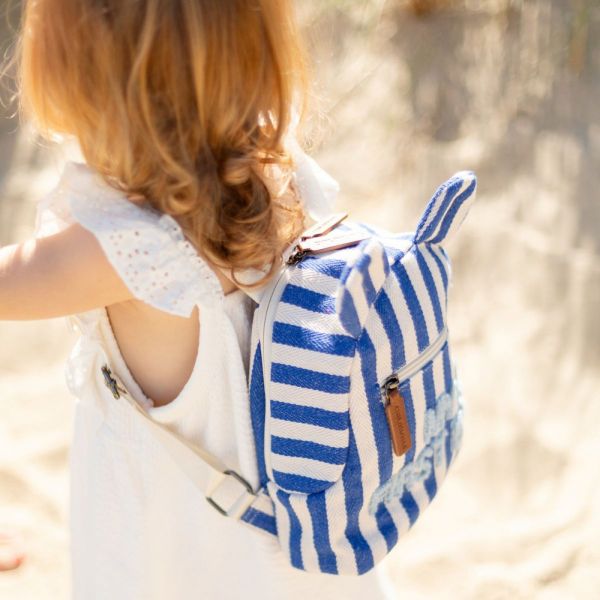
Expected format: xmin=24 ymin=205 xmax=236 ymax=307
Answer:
xmin=35 ymin=161 xmax=224 ymax=316
xmin=287 ymin=138 xmax=340 ymax=222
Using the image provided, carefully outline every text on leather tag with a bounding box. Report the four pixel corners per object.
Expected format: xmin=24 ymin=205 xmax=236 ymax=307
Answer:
xmin=385 ymin=387 xmax=412 ymax=456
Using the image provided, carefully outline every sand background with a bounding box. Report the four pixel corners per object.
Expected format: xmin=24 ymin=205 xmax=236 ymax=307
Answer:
xmin=1 ymin=1 xmax=599 ymax=598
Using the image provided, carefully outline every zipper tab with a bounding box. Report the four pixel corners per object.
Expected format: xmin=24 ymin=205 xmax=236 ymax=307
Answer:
xmin=301 ymin=212 xmax=348 ymax=240
xmin=383 ymin=377 xmax=412 ymax=457
xmin=380 ymin=326 xmax=449 ymax=457
xmin=286 ymin=231 xmax=371 ymax=265
xmin=286 ymin=248 xmax=308 ymax=266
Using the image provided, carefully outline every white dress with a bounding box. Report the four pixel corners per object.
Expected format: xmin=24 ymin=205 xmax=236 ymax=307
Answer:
xmin=34 ymin=153 xmax=397 ymax=600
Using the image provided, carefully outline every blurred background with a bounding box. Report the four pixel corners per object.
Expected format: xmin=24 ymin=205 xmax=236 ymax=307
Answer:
xmin=0 ymin=0 xmax=599 ymax=597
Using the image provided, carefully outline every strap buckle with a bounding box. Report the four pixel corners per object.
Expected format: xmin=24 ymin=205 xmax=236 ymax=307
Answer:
xmin=205 ymin=470 xmax=256 ymax=518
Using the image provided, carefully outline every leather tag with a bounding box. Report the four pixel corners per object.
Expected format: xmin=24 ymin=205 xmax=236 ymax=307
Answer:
xmin=385 ymin=387 xmax=412 ymax=456
xmin=301 ymin=212 xmax=348 ymax=239
xmin=297 ymin=231 xmax=370 ymax=254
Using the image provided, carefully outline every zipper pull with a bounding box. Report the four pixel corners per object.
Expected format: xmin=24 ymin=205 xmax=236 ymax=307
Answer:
xmin=383 ymin=377 xmax=412 ymax=457
xmin=286 ymin=248 xmax=308 ymax=265
xmin=286 ymin=230 xmax=371 ymax=265
xmin=301 ymin=212 xmax=348 ymax=240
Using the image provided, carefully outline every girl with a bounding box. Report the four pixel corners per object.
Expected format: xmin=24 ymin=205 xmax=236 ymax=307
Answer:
xmin=1 ymin=1 xmax=396 ymax=598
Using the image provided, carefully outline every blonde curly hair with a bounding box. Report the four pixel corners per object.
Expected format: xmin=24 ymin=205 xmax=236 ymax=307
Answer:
xmin=13 ymin=0 xmax=312 ymax=286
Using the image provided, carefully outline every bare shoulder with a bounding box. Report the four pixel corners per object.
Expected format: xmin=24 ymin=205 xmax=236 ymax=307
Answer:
xmin=0 ymin=222 xmax=135 ymax=321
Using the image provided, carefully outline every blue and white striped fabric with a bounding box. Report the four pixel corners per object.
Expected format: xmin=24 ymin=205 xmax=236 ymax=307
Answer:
xmin=240 ymin=171 xmax=477 ymax=575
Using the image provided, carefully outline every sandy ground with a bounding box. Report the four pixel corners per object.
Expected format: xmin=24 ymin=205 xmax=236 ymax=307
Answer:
xmin=1 ymin=1 xmax=599 ymax=598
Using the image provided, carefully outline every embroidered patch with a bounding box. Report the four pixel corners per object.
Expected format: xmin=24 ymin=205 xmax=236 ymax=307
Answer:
xmin=369 ymin=380 xmax=463 ymax=515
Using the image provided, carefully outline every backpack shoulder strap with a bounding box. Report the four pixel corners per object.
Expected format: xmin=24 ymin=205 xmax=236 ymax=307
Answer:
xmin=102 ymin=363 xmax=259 ymax=519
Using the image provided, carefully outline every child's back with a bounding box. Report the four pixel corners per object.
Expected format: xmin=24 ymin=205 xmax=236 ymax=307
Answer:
xmin=1 ymin=0 xmax=396 ymax=596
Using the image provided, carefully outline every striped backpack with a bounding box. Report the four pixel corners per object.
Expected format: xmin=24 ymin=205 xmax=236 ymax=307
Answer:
xmin=224 ymin=169 xmax=478 ymax=575
xmin=126 ymin=169 xmax=477 ymax=576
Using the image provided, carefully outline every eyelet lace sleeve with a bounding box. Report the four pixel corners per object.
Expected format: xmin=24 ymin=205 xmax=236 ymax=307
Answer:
xmin=34 ymin=161 xmax=224 ymax=316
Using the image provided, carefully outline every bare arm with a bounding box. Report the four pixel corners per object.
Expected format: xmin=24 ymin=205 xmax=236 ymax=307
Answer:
xmin=0 ymin=223 xmax=135 ymax=321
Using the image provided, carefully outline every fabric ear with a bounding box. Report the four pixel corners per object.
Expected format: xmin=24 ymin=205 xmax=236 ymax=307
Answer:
xmin=413 ymin=171 xmax=477 ymax=246
xmin=335 ymin=239 xmax=390 ymax=338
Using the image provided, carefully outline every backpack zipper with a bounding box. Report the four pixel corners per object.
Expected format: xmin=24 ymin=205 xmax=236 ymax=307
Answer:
xmin=257 ymin=264 xmax=295 ymax=480
xmin=258 ymin=218 xmax=370 ymax=479
xmin=258 ymin=218 xmax=345 ymax=479
xmin=381 ymin=325 xmax=449 ymax=456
